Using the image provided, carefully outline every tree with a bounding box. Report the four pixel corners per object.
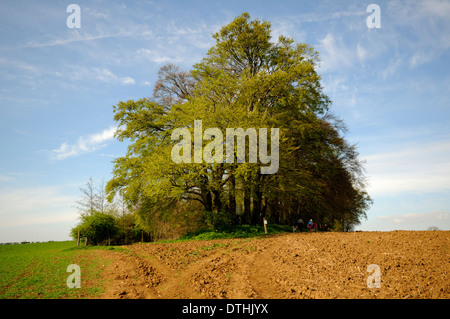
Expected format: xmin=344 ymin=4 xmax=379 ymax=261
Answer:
xmin=75 ymin=177 xmax=112 ymax=217
xmin=72 ymin=178 xmax=139 ymax=245
xmin=71 ymin=211 xmax=118 ymax=246
xmin=106 ymin=12 xmax=372 ymax=235
xmin=75 ymin=177 xmax=97 ymax=217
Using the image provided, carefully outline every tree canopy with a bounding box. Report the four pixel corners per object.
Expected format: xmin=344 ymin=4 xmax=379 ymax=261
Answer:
xmin=106 ymin=12 xmax=372 ymax=235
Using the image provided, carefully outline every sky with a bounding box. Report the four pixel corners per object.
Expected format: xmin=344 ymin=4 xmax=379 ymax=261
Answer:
xmin=0 ymin=0 xmax=449 ymax=243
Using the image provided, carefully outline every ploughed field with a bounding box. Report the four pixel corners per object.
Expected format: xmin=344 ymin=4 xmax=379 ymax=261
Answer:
xmin=97 ymin=231 xmax=449 ymax=299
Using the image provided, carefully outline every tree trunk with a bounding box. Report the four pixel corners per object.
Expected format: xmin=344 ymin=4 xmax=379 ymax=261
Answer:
xmin=211 ymin=189 xmax=222 ymax=214
xmin=244 ymin=182 xmax=251 ymax=224
xmin=252 ymin=189 xmax=262 ymax=225
xmin=228 ymin=174 xmax=236 ymax=215
xmin=205 ymin=189 xmax=213 ymax=212
xmin=261 ymin=194 xmax=267 ymax=218
xmin=251 ymin=172 xmax=263 ymax=224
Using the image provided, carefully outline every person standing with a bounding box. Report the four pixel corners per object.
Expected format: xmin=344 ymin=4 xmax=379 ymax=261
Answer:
xmin=297 ymin=218 xmax=304 ymax=232
xmin=292 ymin=218 xmax=298 ymax=232
xmin=307 ymin=219 xmax=313 ymax=232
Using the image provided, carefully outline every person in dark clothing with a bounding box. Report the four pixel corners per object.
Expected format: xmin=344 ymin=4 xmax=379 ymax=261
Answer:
xmin=292 ymin=219 xmax=298 ymax=232
xmin=297 ymin=218 xmax=304 ymax=232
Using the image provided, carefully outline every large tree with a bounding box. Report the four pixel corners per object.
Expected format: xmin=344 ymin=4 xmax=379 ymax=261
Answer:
xmin=106 ymin=13 xmax=372 ymax=234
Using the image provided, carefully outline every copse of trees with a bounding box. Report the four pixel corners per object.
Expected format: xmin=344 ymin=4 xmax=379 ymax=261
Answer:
xmin=71 ymin=177 xmax=147 ymax=245
xmin=71 ymin=211 xmax=118 ymax=246
xmin=102 ymin=12 xmax=372 ymax=238
xmin=71 ymin=177 xmax=207 ymax=245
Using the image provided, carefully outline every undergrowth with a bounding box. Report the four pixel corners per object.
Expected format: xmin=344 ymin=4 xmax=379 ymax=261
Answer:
xmin=175 ymin=224 xmax=292 ymax=242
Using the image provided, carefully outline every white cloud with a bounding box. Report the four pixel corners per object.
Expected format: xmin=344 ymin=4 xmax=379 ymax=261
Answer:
xmin=95 ymin=67 xmax=118 ymax=82
xmin=0 ymin=174 xmax=15 ymax=183
xmin=363 ymin=140 xmax=450 ymax=195
xmin=121 ymin=76 xmax=136 ymax=85
xmin=70 ymin=67 xmax=137 ymax=86
xmin=0 ymin=57 xmax=38 ymax=73
xmin=409 ymin=52 xmax=435 ymax=69
xmin=270 ymin=17 xmax=307 ymax=43
xmin=136 ymin=48 xmax=181 ymax=64
xmin=0 ymin=186 xmax=77 ymax=229
xmin=70 ymin=67 xmax=116 ymax=83
xmin=376 ymin=210 xmax=450 ymax=230
xmin=356 ymin=44 xmax=367 ymax=61
xmin=381 ymin=57 xmax=404 ymax=79
xmin=316 ymin=33 xmax=354 ymax=72
xmin=2 ymin=28 xmax=154 ymax=52
xmin=53 ymin=126 xmax=117 ymax=160
xmin=387 ymin=0 xmax=450 ymax=69
xmin=421 ymin=0 xmax=450 ymax=18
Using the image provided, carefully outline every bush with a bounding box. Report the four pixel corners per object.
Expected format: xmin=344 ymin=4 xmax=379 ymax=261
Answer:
xmin=179 ymin=224 xmax=292 ymax=241
xmin=203 ymin=210 xmax=235 ymax=230
xmin=71 ymin=211 xmax=119 ymax=245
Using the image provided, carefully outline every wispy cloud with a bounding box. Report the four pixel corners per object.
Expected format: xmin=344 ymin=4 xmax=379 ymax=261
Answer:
xmin=0 ymin=28 xmax=154 ymax=52
xmin=70 ymin=67 xmax=136 ymax=85
xmin=316 ymin=33 xmax=355 ymax=72
xmin=356 ymin=43 xmax=367 ymax=61
xmin=0 ymin=174 xmax=15 ymax=183
xmin=376 ymin=210 xmax=450 ymax=229
xmin=0 ymin=57 xmax=38 ymax=73
xmin=121 ymin=76 xmax=136 ymax=85
xmin=52 ymin=126 xmax=117 ymax=160
xmin=387 ymin=0 xmax=450 ymax=69
xmin=363 ymin=139 xmax=450 ymax=195
xmin=0 ymin=186 xmax=77 ymax=229
xmin=136 ymin=48 xmax=184 ymax=64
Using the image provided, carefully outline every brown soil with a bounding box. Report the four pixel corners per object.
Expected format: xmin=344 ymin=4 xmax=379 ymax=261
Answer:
xmin=94 ymin=231 xmax=449 ymax=299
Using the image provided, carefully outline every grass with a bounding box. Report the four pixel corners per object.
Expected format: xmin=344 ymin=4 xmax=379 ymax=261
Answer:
xmin=178 ymin=224 xmax=292 ymax=241
xmin=0 ymin=241 xmax=114 ymax=299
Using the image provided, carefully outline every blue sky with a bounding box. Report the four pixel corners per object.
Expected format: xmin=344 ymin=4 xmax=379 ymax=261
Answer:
xmin=0 ymin=0 xmax=449 ymax=242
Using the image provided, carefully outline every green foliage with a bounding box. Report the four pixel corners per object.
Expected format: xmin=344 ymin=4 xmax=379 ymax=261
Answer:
xmin=71 ymin=176 xmax=150 ymax=245
xmin=105 ymin=12 xmax=372 ymax=237
xmin=203 ymin=210 xmax=235 ymax=230
xmin=179 ymin=224 xmax=292 ymax=241
xmin=71 ymin=211 xmax=118 ymax=246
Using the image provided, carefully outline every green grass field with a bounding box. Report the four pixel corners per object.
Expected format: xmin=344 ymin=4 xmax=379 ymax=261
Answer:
xmin=0 ymin=241 xmax=111 ymax=299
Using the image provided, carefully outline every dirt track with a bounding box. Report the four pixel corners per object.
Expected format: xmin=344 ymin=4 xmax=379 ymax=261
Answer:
xmin=95 ymin=231 xmax=449 ymax=299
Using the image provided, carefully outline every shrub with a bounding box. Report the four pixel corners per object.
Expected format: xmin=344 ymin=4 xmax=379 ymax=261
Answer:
xmin=71 ymin=211 xmax=119 ymax=245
